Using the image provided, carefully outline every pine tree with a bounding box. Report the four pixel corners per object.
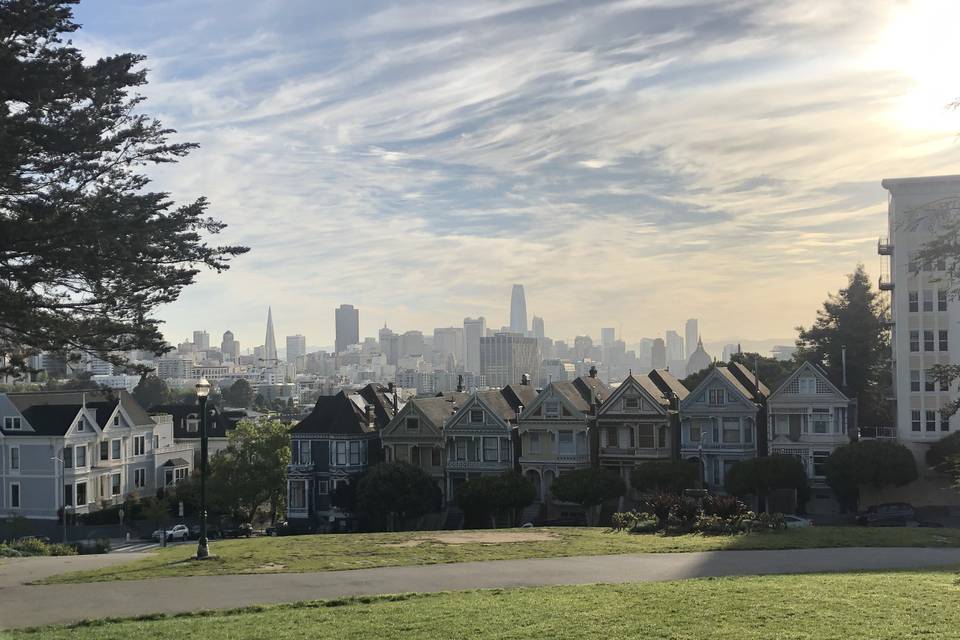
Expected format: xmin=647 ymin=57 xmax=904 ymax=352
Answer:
xmin=795 ymin=264 xmax=891 ymax=426
xmin=0 ymin=1 xmax=247 ymax=376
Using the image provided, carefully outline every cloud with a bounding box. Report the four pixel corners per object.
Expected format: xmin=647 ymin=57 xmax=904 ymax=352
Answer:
xmin=71 ymin=0 xmax=960 ymax=349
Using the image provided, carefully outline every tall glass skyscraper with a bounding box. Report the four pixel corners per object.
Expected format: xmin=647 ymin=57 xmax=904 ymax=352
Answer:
xmin=510 ymin=284 xmax=528 ymax=335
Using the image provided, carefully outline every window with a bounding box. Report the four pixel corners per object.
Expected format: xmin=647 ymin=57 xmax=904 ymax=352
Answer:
xmin=923 ymin=289 xmax=934 ymax=312
xmin=456 ymin=439 xmax=466 ymax=461
xmin=636 ymin=425 xmax=654 ymax=448
xmin=798 ymin=377 xmax=817 ymax=394
xmin=134 ymin=468 xmax=146 ymax=489
xmin=470 ymin=409 xmax=484 ymax=423
xmin=361 ymin=441 xmax=368 ymax=465
xmin=75 ymin=446 xmax=86 ymax=468
xmin=940 ymin=330 xmax=949 ymax=352
xmin=529 ymin=432 xmax=541 ymax=454
xmin=349 ymin=441 xmax=360 ymax=465
xmin=431 ymin=447 xmax=441 ymax=466
xmin=154 ymin=435 xmax=159 ymax=449
xmin=10 ymin=446 xmax=19 ymax=470
xmin=940 ymin=289 xmax=949 ymax=311
xmin=77 ymin=419 xmax=85 ymax=432
xmin=111 ymin=473 xmax=121 ymax=496
xmin=558 ymin=431 xmax=574 ymax=455
xmin=289 ymin=481 xmax=306 ymax=510
xmin=406 ymin=417 xmax=419 ymax=431
xmin=812 ymin=409 xmax=831 ymax=433
xmin=111 ymin=439 xmax=121 ymax=460
xmin=910 ymin=331 xmax=920 ymax=352
xmin=134 ymin=435 xmax=145 ymax=456
xmin=925 ymin=330 xmax=935 ymax=352
xmin=926 ymin=369 xmax=937 ymax=392
xmin=658 ymin=426 xmax=667 ymax=448
xmin=942 ymin=412 xmax=951 ymax=432
xmin=708 ymin=389 xmax=725 ymax=406
xmin=909 ymin=291 xmax=919 ymax=312
xmin=165 ymin=469 xmax=174 ymax=486
xmin=744 ymin=424 xmax=753 ymax=443
xmin=813 ymin=451 xmax=830 ymax=478
xmin=395 ymin=444 xmax=409 ymax=463
xmin=11 ymin=483 xmax=20 ymax=508
xmin=64 ymin=484 xmax=73 ymax=507
xmin=186 ymin=415 xmax=199 ymax=433
xmin=544 ymin=400 xmax=560 ymax=417
xmin=76 ymin=482 xmax=87 ymax=506
xmin=942 ymin=376 xmax=951 ymax=392
xmin=336 ymin=440 xmax=347 ymax=466
xmin=605 ymin=427 xmax=619 ymax=448
xmin=500 ymin=437 xmax=510 ymax=462
xmin=299 ymin=441 xmax=311 ymax=465
xmin=4 ymin=417 xmax=22 ymax=430
xmin=483 ymin=437 xmax=499 ymax=461
xmin=722 ymin=417 xmax=740 ymax=443
xmin=688 ymin=424 xmax=701 ymax=442
xmin=926 ymin=410 xmax=937 ymax=432
xmin=63 ymin=446 xmax=73 ymax=468
xmin=291 ymin=440 xmax=300 ymax=464
xmin=318 ymin=480 xmax=329 ymax=495
xmin=912 ymin=410 xmax=921 ymax=432
xmin=113 ymin=415 xmax=120 ymax=426
xmin=624 ymin=397 xmax=640 ymax=411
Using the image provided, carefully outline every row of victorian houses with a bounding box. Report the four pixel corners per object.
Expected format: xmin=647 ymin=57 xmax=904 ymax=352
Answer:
xmin=286 ymin=360 xmax=857 ymax=531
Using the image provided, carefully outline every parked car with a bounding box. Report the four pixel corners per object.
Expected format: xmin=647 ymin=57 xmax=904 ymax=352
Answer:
xmin=856 ymin=503 xmax=916 ymax=527
xmin=221 ymin=523 xmax=254 ymax=538
xmin=783 ymin=515 xmax=813 ymax=529
xmin=189 ymin=524 xmax=222 ymax=540
xmin=266 ymin=521 xmax=291 ymax=537
xmin=151 ymin=524 xmax=190 ymax=542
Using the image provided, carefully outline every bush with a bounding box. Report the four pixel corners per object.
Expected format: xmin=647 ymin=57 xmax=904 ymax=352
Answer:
xmin=73 ymin=538 xmax=111 ymax=555
xmin=926 ymin=432 xmax=960 ymax=472
xmin=4 ymin=537 xmax=78 ymax=557
xmin=631 ymin=460 xmax=700 ymax=495
xmin=666 ymin=497 xmax=700 ymax=533
xmin=610 ymin=510 xmax=658 ymax=533
xmin=702 ymin=495 xmax=748 ymax=518
xmin=694 ymin=514 xmax=743 ymax=535
xmin=643 ymin=493 xmax=679 ymax=526
xmin=826 ymin=440 xmax=918 ymax=510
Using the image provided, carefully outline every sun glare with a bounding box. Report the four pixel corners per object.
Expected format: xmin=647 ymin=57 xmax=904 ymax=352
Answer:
xmin=872 ymin=0 xmax=960 ymax=132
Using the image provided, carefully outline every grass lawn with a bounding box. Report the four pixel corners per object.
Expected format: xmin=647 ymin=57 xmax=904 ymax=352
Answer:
xmin=41 ymin=525 xmax=960 ymax=584
xmin=11 ymin=568 xmax=960 ymax=639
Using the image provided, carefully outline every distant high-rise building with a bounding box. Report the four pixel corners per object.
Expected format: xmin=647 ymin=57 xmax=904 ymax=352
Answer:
xmin=221 ymin=330 xmax=236 ymax=361
xmin=193 ymin=330 xmax=210 ymax=351
xmin=510 ymin=284 xmax=528 ymax=334
xmin=665 ymin=330 xmax=684 ymax=362
xmin=722 ymin=343 xmax=739 ymax=362
xmin=433 ymin=327 xmax=464 ymax=369
xmin=400 ymin=330 xmax=424 ymax=358
xmin=601 ymin=327 xmax=615 ymax=347
xmin=532 ymin=316 xmax=545 ymax=340
xmin=574 ymin=335 xmax=593 ymax=360
xmin=286 ymin=334 xmax=306 ymax=363
xmin=651 ymin=338 xmax=667 ymax=369
xmin=685 ymin=319 xmax=699 ymax=359
xmin=263 ymin=307 xmax=278 ymax=365
xmin=463 ymin=317 xmax=486 ymax=375
xmin=480 ymin=333 xmax=540 ymax=388
xmin=335 ymin=304 xmax=359 ymax=354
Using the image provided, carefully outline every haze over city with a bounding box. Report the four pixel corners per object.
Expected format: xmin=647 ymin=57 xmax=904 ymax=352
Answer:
xmin=65 ymin=0 xmax=960 ymax=345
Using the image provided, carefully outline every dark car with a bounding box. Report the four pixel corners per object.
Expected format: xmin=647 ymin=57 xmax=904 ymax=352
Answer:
xmin=266 ymin=521 xmax=291 ymax=537
xmin=857 ymin=502 xmax=916 ymax=526
xmin=221 ymin=523 xmax=254 ymax=538
xmin=189 ymin=524 xmax=222 ymax=540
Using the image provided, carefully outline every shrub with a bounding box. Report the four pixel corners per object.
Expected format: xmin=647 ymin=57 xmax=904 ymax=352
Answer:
xmin=6 ymin=537 xmax=77 ymax=557
xmin=826 ymin=440 xmax=918 ymax=510
xmin=631 ymin=460 xmax=700 ymax=495
xmin=643 ymin=493 xmax=678 ymax=526
xmin=666 ymin=497 xmax=700 ymax=532
xmin=694 ymin=514 xmax=743 ymax=535
xmin=926 ymin=432 xmax=960 ymax=472
xmin=702 ymin=495 xmax=748 ymax=518
xmin=73 ymin=538 xmax=111 ymax=555
xmin=610 ymin=510 xmax=658 ymax=533
xmin=741 ymin=511 xmax=786 ymax=532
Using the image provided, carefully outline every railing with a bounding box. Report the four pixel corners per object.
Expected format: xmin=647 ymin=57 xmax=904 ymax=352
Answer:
xmin=681 ymin=440 xmax=754 ymax=451
xmin=878 ymin=236 xmax=893 ymax=255
xmin=286 ymin=463 xmax=316 ymax=473
xmin=556 ymin=454 xmax=590 ymax=463
xmin=858 ymin=426 xmax=897 ymax=439
xmin=446 ymin=460 xmax=511 ymax=471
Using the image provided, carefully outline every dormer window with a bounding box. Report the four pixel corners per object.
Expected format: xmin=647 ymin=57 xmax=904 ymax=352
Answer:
xmin=406 ymin=417 xmax=419 ymax=431
xmin=708 ymin=389 xmax=725 ymax=406
xmin=4 ymin=417 xmax=22 ymax=430
xmin=544 ymin=401 xmax=560 ymax=418
xmin=113 ymin=415 xmax=120 ymax=426
xmin=186 ymin=414 xmax=199 ymax=433
xmin=798 ymin=377 xmax=817 ymax=394
xmin=624 ymin=397 xmax=640 ymax=410
xmin=77 ymin=419 xmax=85 ymax=432
xmin=470 ymin=409 xmax=484 ymax=424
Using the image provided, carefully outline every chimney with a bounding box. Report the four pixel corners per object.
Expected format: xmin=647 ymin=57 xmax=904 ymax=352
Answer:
xmin=457 ymin=374 xmax=464 ymax=393
xmin=521 ymin=373 xmax=530 ymax=386
xmin=589 ymin=365 xmax=598 ymax=378
xmin=516 ymin=404 xmax=524 ymax=424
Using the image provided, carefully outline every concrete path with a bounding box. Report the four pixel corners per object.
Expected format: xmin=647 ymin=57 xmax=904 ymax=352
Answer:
xmin=2 ymin=547 xmax=960 ymax=630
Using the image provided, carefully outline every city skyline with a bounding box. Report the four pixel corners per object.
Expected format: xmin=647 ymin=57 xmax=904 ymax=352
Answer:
xmin=73 ymin=1 xmax=960 ymax=348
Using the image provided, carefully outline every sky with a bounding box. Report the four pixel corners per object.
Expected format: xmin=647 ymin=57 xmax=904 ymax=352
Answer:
xmin=70 ymin=0 xmax=960 ymax=352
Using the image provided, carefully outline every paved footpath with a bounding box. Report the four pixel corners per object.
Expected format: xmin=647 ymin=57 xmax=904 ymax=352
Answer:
xmin=2 ymin=547 xmax=960 ymax=630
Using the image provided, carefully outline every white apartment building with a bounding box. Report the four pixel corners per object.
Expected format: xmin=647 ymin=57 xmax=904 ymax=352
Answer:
xmin=881 ymin=175 xmax=960 ymax=460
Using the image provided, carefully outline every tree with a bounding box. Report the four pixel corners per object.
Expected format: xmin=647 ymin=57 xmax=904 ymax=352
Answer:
xmin=926 ymin=432 xmax=960 ymax=473
xmin=724 ymin=455 xmax=809 ymax=508
xmin=222 ymin=379 xmax=254 ymax=409
xmin=456 ymin=472 xmax=536 ymax=528
xmin=356 ymin=462 xmax=441 ymax=531
xmin=824 ymin=440 xmax=918 ymax=511
xmin=0 ymin=1 xmax=247 ymax=378
xmin=631 ymin=459 xmax=700 ymax=495
xmin=795 ymin=265 xmax=891 ymax=426
xmin=729 ymin=352 xmax=795 ymax=391
xmin=550 ymin=468 xmax=626 ymax=526
xmin=206 ymin=418 xmax=290 ymax=524
xmin=132 ymin=376 xmax=170 ymax=408
xmin=680 ymin=365 xmax=715 ymax=392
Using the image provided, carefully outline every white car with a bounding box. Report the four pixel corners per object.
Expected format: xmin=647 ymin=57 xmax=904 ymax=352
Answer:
xmin=152 ymin=524 xmax=190 ymax=542
xmin=783 ymin=515 xmax=813 ymax=529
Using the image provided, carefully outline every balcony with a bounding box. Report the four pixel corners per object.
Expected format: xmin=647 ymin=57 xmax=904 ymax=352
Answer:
xmin=556 ymin=453 xmax=590 ymax=463
xmin=287 ymin=463 xmax=317 ymax=474
xmin=681 ymin=440 xmax=754 ymax=451
xmin=446 ymin=460 xmax=511 ymax=471
xmin=878 ymin=236 xmax=893 ymax=255
xmin=858 ymin=426 xmax=897 ymax=440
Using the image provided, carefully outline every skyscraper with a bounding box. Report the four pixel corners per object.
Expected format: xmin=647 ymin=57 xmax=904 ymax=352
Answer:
xmin=193 ymin=330 xmax=210 ymax=351
xmin=433 ymin=327 xmax=463 ymax=369
xmin=651 ymin=338 xmax=667 ymax=369
xmin=510 ymin=284 xmax=528 ymax=335
xmin=463 ymin=317 xmax=486 ymax=375
xmin=665 ymin=330 xmax=684 ymax=362
xmin=685 ymin=319 xmax=699 ymax=359
xmin=263 ymin=307 xmax=278 ymax=365
xmin=221 ymin=330 xmax=236 ymax=361
xmin=532 ymin=316 xmax=545 ymax=340
xmin=601 ymin=327 xmax=615 ymax=347
xmin=286 ymin=334 xmax=306 ymax=363
xmin=335 ymin=304 xmax=359 ymax=354
xmin=480 ymin=332 xmax=540 ymax=388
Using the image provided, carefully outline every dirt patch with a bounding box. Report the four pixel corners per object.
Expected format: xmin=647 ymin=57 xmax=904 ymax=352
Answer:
xmin=383 ymin=530 xmax=559 ymax=547
xmin=253 ymin=562 xmax=287 ymax=572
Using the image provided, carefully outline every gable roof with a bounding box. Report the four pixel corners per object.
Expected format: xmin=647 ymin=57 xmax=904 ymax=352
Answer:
xmin=501 ymin=384 xmax=539 ymax=413
xmin=147 ymin=404 xmax=235 ymax=439
xmin=768 ymin=361 xmax=849 ymax=402
xmin=648 ymin=369 xmax=689 ymax=401
xmin=383 ymin=393 xmax=467 ymax=437
xmin=598 ymin=373 xmax=669 ymax=416
xmin=2 ymin=390 xmax=151 ymax=437
xmin=291 ymin=391 xmax=374 ymax=436
xmin=681 ymin=366 xmax=758 ymax=409
xmin=572 ymin=375 xmax=610 ymax=404
xmin=353 ymin=383 xmax=402 ymax=428
xmin=727 ymin=362 xmax=770 ymax=398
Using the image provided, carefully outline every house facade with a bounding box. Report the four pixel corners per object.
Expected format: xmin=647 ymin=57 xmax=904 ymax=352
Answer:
xmin=0 ymin=391 xmax=163 ymax=521
xmin=679 ymin=366 xmax=764 ymax=491
xmin=767 ymin=362 xmax=853 ymax=498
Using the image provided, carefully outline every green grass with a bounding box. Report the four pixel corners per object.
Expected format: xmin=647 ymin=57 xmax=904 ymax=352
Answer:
xmin=41 ymin=526 xmax=960 ymax=584
xmin=10 ymin=568 xmax=960 ymax=639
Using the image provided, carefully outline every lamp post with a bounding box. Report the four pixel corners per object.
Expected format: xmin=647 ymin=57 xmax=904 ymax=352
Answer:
xmin=195 ymin=377 xmax=211 ymax=560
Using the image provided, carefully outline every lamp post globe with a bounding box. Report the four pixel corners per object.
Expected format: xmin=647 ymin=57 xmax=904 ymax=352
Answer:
xmin=195 ymin=378 xmax=211 ymax=559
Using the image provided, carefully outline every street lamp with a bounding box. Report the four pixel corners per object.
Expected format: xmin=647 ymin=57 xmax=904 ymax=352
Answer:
xmin=195 ymin=377 xmax=211 ymax=560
